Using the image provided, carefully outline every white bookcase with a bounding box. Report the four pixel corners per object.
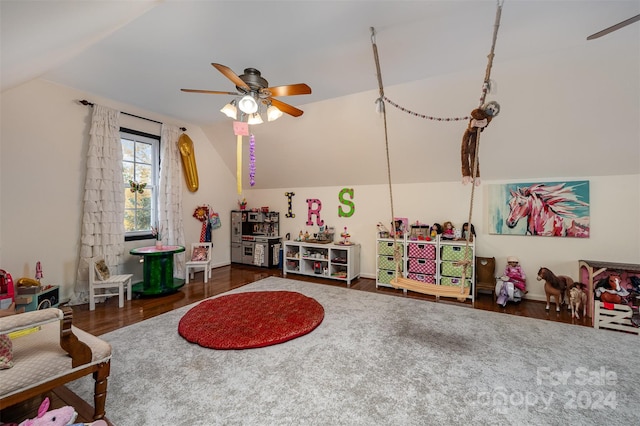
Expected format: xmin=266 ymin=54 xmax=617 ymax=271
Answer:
xmin=283 ymin=241 xmax=361 ymax=286
xmin=376 ymin=235 xmax=475 ymax=301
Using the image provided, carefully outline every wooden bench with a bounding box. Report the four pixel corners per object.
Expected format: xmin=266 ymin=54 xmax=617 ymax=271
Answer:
xmin=0 ymin=307 xmax=111 ymax=420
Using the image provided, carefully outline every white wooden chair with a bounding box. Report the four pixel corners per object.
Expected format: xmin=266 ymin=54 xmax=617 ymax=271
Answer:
xmin=89 ymin=256 xmax=133 ymax=311
xmin=185 ymin=242 xmax=213 ymax=284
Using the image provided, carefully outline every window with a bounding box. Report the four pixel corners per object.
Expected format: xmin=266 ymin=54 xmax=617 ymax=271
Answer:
xmin=121 ymin=129 xmax=160 ymax=240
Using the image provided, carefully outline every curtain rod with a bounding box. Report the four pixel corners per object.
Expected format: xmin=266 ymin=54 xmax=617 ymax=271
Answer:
xmin=79 ymin=100 xmax=187 ymax=131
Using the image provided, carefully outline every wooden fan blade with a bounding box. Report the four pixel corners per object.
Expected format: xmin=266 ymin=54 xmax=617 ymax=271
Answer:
xmin=266 ymin=83 xmax=312 ymax=97
xmin=181 ymin=89 xmax=239 ymax=95
xmin=587 ymin=14 xmax=640 ymax=40
xmin=211 ymin=63 xmax=250 ymax=90
xmin=270 ymin=98 xmax=304 ymax=117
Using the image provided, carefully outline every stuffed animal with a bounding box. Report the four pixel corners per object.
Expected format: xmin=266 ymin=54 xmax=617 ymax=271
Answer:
xmin=594 ymin=275 xmax=629 ymax=304
xmin=16 ymin=397 xmax=107 ymax=426
xmin=18 ymin=398 xmax=76 ymax=426
xmin=460 ymin=100 xmax=500 ymax=185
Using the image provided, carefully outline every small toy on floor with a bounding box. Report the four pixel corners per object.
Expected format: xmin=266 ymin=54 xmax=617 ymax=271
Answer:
xmin=568 ymin=282 xmax=588 ymax=319
xmin=10 ymin=397 xmax=107 ymax=426
xmin=495 ymin=256 xmax=527 ymax=307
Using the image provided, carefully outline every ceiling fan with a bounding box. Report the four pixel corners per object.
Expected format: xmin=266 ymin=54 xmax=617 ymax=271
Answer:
xmin=587 ymin=13 xmax=640 ymax=40
xmin=181 ymin=63 xmax=312 ymax=120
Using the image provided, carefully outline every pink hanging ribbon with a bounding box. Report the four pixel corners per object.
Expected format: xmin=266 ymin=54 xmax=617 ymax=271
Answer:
xmin=249 ymin=134 xmax=256 ymax=186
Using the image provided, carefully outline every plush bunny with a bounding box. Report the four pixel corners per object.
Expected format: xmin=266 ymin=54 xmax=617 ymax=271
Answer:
xmin=16 ymin=397 xmax=108 ymax=426
xmin=18 ymin=398 xmax=77 ymax=426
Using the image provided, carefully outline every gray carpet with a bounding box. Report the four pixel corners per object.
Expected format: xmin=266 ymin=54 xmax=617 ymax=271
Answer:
xmin=68 ymin=277 xmax=640 ymax=425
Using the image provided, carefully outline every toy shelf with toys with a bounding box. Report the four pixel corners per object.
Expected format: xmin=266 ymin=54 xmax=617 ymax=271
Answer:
xmin=376 ymin=233 xmax=475 ymax=302
xmin=283 ymin=241 xmax=361 ymax=286
xmin=579 ymin=259 xmax=640 ymax=333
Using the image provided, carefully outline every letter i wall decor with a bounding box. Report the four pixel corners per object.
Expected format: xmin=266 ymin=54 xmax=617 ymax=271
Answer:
xmin=285 ymin=192 xmax=295 ymax=218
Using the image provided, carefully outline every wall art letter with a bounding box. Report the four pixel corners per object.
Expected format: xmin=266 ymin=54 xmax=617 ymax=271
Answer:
xmin=285 ymin=192 xmax=295 ymax=218
xmin=306 ymin=198 xmax=324 ymax=226
xmin=338 ymin=188 xmax=355 ymax=217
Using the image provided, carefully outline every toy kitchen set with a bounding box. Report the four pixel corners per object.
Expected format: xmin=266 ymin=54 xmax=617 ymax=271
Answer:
xmin=231 ymin=209 xmax=281 ymax=268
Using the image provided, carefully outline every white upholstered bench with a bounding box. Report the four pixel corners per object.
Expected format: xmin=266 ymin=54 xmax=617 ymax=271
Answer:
xmin=0 ymin=307 xmax=112 ymax=420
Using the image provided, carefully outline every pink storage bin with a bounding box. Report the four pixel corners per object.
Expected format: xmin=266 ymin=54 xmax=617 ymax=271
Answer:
xmin=408 ymin=258 xmax=436 ymax=275
xmin=407 ymin=273 xmax=436 ymax=284
xmin=407 ymin=243 xmax=436 ymax=259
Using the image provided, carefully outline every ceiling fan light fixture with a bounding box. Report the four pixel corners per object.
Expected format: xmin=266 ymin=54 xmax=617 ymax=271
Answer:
xmin=220 ymin=100 xmax=237 ymax=119
xmin=238 ymin=94 xmax=259 ymax=114
xmin=267 ymin=105 xmax=283 ymax=122
xmin=247 ymin=113 xmax=263 ymax=125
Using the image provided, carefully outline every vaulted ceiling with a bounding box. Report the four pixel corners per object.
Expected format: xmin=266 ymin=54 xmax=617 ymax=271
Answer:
xmin=2 ymin=1 xmax=639 ymax=188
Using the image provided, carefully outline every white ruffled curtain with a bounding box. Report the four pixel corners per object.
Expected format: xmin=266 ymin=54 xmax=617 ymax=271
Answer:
xmin=71 ymin=105 xmax=125 ymax=304
xmin=159 ymin=124 xmax=186 ymax=277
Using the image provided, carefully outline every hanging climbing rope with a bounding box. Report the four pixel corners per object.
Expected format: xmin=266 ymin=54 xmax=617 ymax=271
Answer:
xmin=370 ymin=0 xmax=504 ymax=301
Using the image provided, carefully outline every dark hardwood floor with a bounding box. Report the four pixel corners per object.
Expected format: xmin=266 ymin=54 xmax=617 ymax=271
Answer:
xmin=2 ymin=265 xmax=591 ymax=424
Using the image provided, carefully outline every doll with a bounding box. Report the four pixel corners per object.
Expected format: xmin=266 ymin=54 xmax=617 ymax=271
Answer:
xmin=495 ymin=256 xmax=527 ymax=307
xmin=430 ymin=223 xmax=442 ymax=239
xmin=392 ymin=220 xmax=405 ymax=238
xmin=503 ymin=256 xmax=526 ymax=292
xmin=458 ymin=222 xmax=476 ymax=242
xmin=441 ymin=221 xmax=455 ymax=240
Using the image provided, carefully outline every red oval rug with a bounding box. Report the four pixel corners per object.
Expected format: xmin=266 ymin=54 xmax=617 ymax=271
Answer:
xmin=178 ymin=291 xmax=324 ymax=349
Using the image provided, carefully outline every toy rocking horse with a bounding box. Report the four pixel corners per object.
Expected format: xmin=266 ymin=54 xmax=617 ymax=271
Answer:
xmin=537 ymin=267 xmax=574 ymax=312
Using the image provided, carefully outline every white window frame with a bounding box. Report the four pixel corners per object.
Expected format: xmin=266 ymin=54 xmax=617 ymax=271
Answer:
xmin=121 ymin=129 xmax=160 ymax=239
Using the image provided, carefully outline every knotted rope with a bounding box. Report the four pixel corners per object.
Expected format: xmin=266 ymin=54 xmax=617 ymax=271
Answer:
xmin=370 ymin=0 xmax=504 ymax=298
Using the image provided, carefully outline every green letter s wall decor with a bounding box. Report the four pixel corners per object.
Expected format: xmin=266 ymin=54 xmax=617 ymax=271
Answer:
xmin=338 ymin=188 xmax=355 ymax=217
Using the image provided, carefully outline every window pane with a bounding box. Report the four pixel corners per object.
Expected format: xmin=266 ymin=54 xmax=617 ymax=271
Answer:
xmin=124 ymin=209 xmax=136 ymax=232
xmin=135 ymin=164 xmax=152 ymax=183
xmin=123 ymin=162 xmax=134 ymax=183
xmin=140 ymin=189 xmax=152 ymax=229
xmin=135 ymin=142 xmax=152 ymax=165
xmin=124 ymin=189 xmax=136 ymax=209
xmin=122 ymin=138 xmax=134 ymax=162
xmin=138 ymin=189 xmax=151 ymax=206
xmin=135 ymin=207 xmax=152 ymax=230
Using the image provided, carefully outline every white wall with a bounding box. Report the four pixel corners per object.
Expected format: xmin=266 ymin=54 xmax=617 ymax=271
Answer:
xmin=1 ymin=78 xmax=638 ymax=305
xmin=245 ymin=175 xmax=640 ymax=302
xmin=0 ymin=79 xmax=238 ymax=301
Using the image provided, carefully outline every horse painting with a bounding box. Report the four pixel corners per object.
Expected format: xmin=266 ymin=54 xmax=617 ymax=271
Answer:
xmin=506 ymin=183 xmax=589 ymax=237
xmin=537 ymin=267 xmax=574 ymax=312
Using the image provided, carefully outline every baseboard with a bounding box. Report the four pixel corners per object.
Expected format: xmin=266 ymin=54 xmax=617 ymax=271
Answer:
xmin=212 ymin=261 xmax=231 ymax=269
xmin=525 ymin=294 xmax=546 ymax=302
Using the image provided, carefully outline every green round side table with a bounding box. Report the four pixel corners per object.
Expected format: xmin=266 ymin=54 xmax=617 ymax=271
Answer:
xmin=129 ymin=245 xmax=186 ymax=296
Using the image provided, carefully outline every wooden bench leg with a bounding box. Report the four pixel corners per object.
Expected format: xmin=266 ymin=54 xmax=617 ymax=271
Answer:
xmin=92 ymin=360 xmax=110 ymax=420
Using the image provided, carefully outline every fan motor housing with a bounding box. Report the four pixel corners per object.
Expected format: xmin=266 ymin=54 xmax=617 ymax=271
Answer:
xmin=238 ymin=68 xmax=268 ymax=91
